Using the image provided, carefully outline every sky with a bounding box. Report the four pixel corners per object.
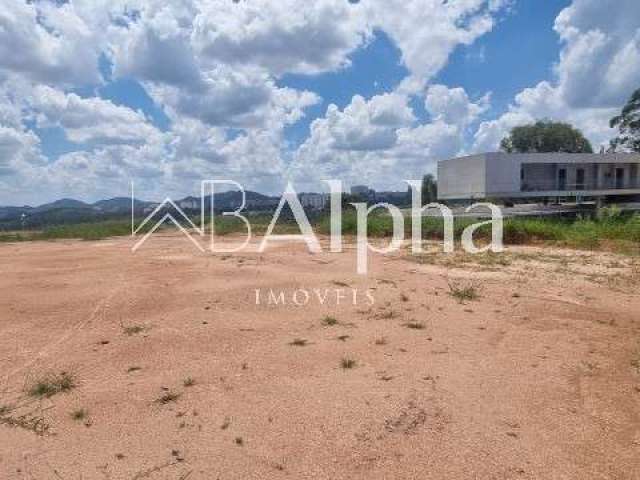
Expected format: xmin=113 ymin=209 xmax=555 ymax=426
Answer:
xmin=0 ymin=0 xmax=639 ymax=205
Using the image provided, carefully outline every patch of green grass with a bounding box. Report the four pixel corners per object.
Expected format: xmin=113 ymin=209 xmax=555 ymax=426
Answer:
xmin=70 ymin=408 xmax=88 ymax=421
xmin=27 ymin=372 xmax=76 ymax=398
xmin=322 ymin=316 xmax=339 ymax=326
xmin=448 ymin=282 xmax=480 ymax=303
xmin=340 ymin=358 xmax=357 ymax=369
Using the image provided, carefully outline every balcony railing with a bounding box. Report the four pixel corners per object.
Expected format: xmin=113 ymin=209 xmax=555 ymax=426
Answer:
xmin=521 ymin=180 xmax=640 ymax=192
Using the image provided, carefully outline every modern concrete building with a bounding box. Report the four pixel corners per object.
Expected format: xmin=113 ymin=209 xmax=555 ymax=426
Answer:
xmin=438 ymin=152 xmax=640 ymax=202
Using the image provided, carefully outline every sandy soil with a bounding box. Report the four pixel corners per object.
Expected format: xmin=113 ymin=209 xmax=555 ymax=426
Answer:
xmin=1 ymin=233 xmax=639 ymax=479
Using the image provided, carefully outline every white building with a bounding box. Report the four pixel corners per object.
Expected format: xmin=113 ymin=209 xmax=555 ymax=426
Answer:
xmin=438 ymin=152 xmax=640 ymax=202
xmin=298 ymin=193 xmax=329 ymax=210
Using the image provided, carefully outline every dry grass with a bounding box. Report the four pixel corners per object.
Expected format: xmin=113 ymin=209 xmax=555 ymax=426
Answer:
xmin=448 ymin=281 xmax=480 ymax=303
xmin=27 ymin=372 xmax=76 ymax=398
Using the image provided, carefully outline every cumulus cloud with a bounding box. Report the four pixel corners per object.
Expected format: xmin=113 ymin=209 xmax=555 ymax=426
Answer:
xmin=0 ymin=1 xmax=103 ymax=86
xmin=367 ymin=0 xmax=506 ymax=93
xmin=292 ymin=91 xmax=471 ymax=190
xmin=473 ymin=0 xmax=640 ymax=151
xmin=29 ymin=86 xmax=161 ymax=145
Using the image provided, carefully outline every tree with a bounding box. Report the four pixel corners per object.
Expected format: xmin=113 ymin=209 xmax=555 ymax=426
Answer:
xmin=609 ymin=88 xmax=640 ymax=153
xmin=500 ymin=120 xmax=593 ymax=154
xmin=421 ymin=174 xmax=437 ymax=204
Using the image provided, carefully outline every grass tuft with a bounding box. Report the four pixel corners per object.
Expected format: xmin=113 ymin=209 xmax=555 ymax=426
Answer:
xmin=156 ymin=391 xmax=180 ymax=405
xmin=70 ymin=408 xmax=88 ymax=421
xmin=28 ymin=372 xmax=76 ymax=398
xmin=404 ymin=321 xmax=426 ymax=330
xmin=123 ymin=325 xmax=145 ymax=336
xmin=340 ymin=358 xmax=357 ymax=369
xmin=183 ymin=377 xmax=196 ymax=387
xmin=448 ymin=281 xmax=480 ymax=303
xmin=322 ymin=316 xmax=339 ymax=326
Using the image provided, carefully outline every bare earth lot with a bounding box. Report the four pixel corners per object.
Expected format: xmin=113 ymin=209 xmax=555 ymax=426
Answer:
xmin=1 ymin=234 xmax=639 ymax=479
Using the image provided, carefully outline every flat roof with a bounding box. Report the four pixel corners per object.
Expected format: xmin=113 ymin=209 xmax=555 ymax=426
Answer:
xmin=440 ymin=152 xmax=640 ymax=164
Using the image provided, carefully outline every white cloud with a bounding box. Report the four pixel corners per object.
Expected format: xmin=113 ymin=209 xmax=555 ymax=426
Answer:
xmin=192 ymin=0 xmax=370 ymax=76
xmin=0 ymin=1 xmax=103 ymax=86
xmin=29 ymin=86 xmax=161 ymax=145
xmin=425 ymin=84 xmax=489 ymax=127
xmin=292 ymin=91 xmax=469 ymax=190
xmin=472 ymin=0 xmax=639 ymax=152
xmin=367 ymin=0 xmax=506 ymax=93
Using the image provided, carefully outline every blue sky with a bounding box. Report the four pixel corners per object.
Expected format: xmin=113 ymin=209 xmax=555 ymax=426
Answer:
xmin=0 ymin=0 xmax=637 ymax=204
xmin=37 ymin=0 xmax=571 ymax=160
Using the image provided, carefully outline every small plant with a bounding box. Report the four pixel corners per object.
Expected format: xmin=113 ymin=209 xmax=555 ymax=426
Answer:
xmin=404 ymin=321 xmax=426 ymax=330
xmin=183 ymin=377 xmax=196 ymax=387
xmin=341 ymin=358 xmax=357 ymax=369
xmin=374 ymin=337 xmax=387 ymax=345
xmin=156 ymin=391 xmax=180 ymax=405
xmin=123 ymin=324 xmax=145 ymax=336
xmin=322 ymin=316 xmax=339 ymax=326
xmin=448 ymin=281 xmax=480 ymax=303
xmin=289 ymin=338 xmax=308 ymax=346
xmin=70 ymin=408 xmax=88 ymax=421
xmin=221 ymin=417 xmax=231 ymax=430
xmin=28 ymin=372 xmax=76 ymax=398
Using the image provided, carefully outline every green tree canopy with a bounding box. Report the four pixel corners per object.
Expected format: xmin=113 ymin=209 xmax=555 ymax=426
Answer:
xmin=500 ymin=120 xmax=593 ymax=154
xmin=610 ymin=88 xmax=640 ymax=153
xmin=421 ymin=174 xmax=437 ymax=204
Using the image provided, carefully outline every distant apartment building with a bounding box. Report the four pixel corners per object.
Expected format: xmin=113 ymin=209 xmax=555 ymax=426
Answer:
xmin=438 ymin=152 xmax=640 ymax=202
xmin=351 ymin=185 xmax=373 ymax=198
xmin=298 ymin=193 xmax=329 ymax=210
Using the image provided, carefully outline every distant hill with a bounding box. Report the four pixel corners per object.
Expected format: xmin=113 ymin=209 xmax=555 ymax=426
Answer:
xmin=34 ymin=198 xmax=92 ymax=212
xmin=93 ymin=197 xmax=149 ymax=213
xmin=0 ymin=190 xmax=279 ymax=230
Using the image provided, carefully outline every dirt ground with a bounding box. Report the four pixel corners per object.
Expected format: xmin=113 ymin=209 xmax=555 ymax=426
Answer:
xmin=1 ymin=233 xmax=639 ymax=479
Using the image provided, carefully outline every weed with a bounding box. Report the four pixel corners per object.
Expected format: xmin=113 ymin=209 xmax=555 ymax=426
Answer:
xmin=70 ymin=409 xmax=88 ymax=421
xmin=341 ymin=358 xmax=357 ymax=369
xmin=322 ymin=316 xmax=339 ymax=326
xmin=404 ymin=321 xmax=426 ymax=330
xmin=448 ymin=281 xmax=480 ymax=303
xmin=156 ymin=391 xmax=180 ymax=405
xmin=27 ymin=372 xmax=76 ymax=398
xmin=123 ymin=324 xmax=145 ymax=336
xmin=183 ymin=377 xmax=196 ymax=387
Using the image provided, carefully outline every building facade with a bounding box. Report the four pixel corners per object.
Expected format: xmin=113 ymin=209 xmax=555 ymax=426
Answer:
xmin=437 ymin=152 xmax=640 ymax=202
